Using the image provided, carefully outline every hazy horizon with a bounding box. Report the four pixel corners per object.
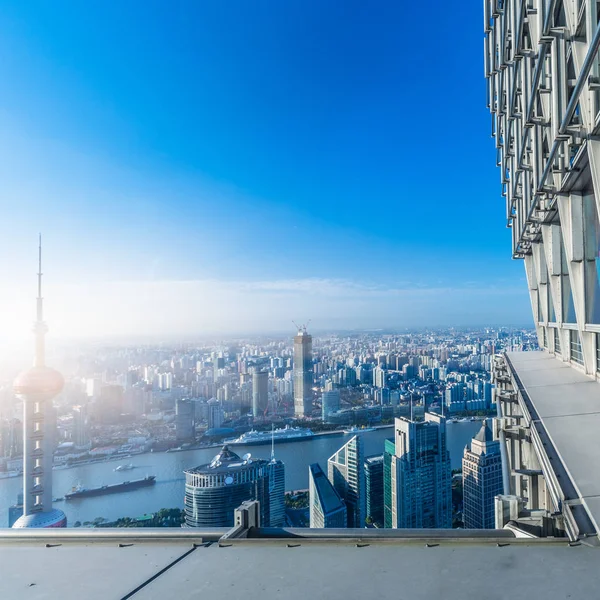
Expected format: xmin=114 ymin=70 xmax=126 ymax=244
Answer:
xmin=0 ymin=3 xmax=531 ymax=337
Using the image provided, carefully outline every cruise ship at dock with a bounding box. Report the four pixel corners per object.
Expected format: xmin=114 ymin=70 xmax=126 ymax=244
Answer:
xmin=225 ymin=425 xmax=313 ymax=446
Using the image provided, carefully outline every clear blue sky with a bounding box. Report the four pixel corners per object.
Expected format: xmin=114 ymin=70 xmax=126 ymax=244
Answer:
xmin=0 ymin=1 xmax=531 ymax=337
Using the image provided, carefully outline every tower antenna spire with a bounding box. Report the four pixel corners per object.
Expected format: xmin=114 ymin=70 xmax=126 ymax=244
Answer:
xmin=34 ymin=233 xmax=47 ymax=367
xmin=270 ymin=423 xmax=275 ymax=462
xmin=37 ymin=233 xmax=43 ymax=321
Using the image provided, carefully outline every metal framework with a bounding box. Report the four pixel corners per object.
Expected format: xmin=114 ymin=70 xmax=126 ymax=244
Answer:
xmin=485 ymin=0 xmax=600 ymax=374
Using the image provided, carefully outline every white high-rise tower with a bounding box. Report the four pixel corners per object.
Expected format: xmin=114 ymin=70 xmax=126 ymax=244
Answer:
xmin=12 ymin=237 xmax=67 ymax=528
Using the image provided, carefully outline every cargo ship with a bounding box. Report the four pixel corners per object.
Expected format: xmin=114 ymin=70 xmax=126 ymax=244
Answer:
xmin=225 ymin=425 xmax=313 ymax=446
xmin=65 ymin=476 xmax=156 ymax=500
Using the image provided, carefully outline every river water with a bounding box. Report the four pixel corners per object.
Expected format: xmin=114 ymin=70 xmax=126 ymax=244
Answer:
xmin=0 ymin=421 xmax=481 ymax=526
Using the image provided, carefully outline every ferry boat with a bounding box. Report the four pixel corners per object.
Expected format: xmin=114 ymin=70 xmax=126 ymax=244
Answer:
xmin=114 ymin=463 xmax=135 ymax=472
xmin=65 ymin=476 xmax=156 ymax=500
xmin=225 ymin=425 xmax=313 ymax=446
xmin=343 ymin=425 xmax=376 ymax=434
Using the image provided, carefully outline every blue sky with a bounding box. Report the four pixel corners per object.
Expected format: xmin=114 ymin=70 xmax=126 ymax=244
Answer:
xmin=0 ymin=1 xmax=531 ymax=337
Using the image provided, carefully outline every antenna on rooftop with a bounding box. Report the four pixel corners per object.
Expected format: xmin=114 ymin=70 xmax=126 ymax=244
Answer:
xmin=270 ymin=423 xmax=275 ymax=462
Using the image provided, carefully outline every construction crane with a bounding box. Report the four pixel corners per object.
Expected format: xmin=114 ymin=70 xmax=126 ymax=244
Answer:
xmin=292 ymin=319 xmax=311 ymax=334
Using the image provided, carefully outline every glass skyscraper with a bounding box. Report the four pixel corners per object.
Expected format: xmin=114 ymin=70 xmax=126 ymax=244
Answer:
xmin=328 ymin=435 xmax=365 ymax=528
xmin=252 ymin=368 xmax=269 ymax=418
xmin=184 ymin=446 xmax=284 ymax=527
xmin=309 ymin=463 xmax=347 ymax=528
xmin=384 ymin=414 xmax=452 ymax=529
xmin=268 ymin=458 xmax=286 ymax=527
xmin=321 ymin=389 xmax=340 ymax=421
xmin=364 ymin=454 xmax=384 ymax=527
xmin=462 ymin=420 xmax=503 ymax=529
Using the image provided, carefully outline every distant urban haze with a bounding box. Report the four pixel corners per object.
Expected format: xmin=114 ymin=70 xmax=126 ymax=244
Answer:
xmin=0 ymin=277 xmax=532 ymax=340
xmin=0 ymin=2 xmax=531 ymax=337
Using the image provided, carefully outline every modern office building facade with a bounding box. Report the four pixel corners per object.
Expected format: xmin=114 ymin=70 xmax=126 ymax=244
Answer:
xmin=309 ymin=463 xmax=347 ymax=528
xmin=384 ymin=414 xmax=452 ymax=529
xmin=485 ymin=0 xmax=600 ymax=372
xmin=321 ymin=389 xmax=340 ymax=421
xmin=268 ymin=458 xmax=286 ymax=527
xmin=485 ymin=1 xmax=600 ymax=540
xmin=252 ymin=369 xmax=269 ymax=418
xmin=175 ymin=398 xmax=194 ymax=442
xmin=462 ymin=420 xmax=503 ymax=529
xmin=207 ymin=398 xmax=224 ymax=429
xmin=72 ymin=404 xmax=90 ymax=449
xmin=383 ymin=438 xmax=395 ymax=528
xmin=364 ymin=454 xmax=384 ymax=527
xmin=293 ymin=327 xmax=313 ymax=416
xmin=327 ymin=435 xmax=365 ymax=528
xmin=184 ymin=446 xmax=283 ymax=527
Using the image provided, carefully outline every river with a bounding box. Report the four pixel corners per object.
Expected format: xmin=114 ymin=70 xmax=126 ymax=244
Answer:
xmin=0 ymin=420 xmax=481 ymax=526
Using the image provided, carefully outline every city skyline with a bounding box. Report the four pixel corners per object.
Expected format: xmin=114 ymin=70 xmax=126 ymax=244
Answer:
xmin=0 ymin=1 xmax=532 ymax=338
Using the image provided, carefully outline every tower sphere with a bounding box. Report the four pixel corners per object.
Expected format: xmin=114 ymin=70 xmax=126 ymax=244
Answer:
xmin=14 ymin=366 xmax=64 ymax=399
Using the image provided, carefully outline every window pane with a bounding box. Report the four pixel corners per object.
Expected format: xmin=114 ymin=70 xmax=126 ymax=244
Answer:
xmin=548 ymin=287 xmax=556 ymax=322
xmin=586 ymin=205 xmax=600 ymax=323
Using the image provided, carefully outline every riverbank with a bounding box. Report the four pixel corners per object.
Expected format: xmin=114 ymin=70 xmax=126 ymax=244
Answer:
xmin=0 ymin=421 xmax=483 ymax=526
xmin=2 ymin=423 xmax=397 ymax=478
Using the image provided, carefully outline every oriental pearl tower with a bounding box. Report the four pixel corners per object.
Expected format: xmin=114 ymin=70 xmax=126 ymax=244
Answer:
xmin=12 ymin=237 xmax=67 ymax=528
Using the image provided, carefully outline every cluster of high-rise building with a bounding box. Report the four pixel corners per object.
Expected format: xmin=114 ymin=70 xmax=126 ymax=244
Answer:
xmin=0 ymin=324 xmax=535 ymax=477
xmin=306 ymin=414 xmax=504 ymax=532
xmin=2 ymin=243 xmax=519 ymax=533
xmin=309 ymin=415 xmax=452 ymax=530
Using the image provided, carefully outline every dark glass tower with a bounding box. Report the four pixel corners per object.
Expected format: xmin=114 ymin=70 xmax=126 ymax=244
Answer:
xmin=364 ymin=454 xmax=384 ymax=527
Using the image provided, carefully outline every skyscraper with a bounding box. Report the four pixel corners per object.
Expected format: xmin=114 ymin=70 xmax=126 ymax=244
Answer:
xmin=462 ymin=420 xmax=503 ymax=529
xmin=321 ymin=389 xmax=340 ymax=421
xmin=293 ymin=326 xmax=313 ymax=417
xmin=207 ymin=398 xmax=224 ymax=429
xmin=72 ymin=405 xmax=90 ymax=449
xmin=175 ymin=398 xmax=195 ymax=442
xmin=13 ymin=238 xmax=67 ymax=528
xmin=95 ymin=384 xmax=124 ymax=424
xmin=308 ymin=463 xmax=347 ymax=528
xmin=184 ymin=446 xmax=284 ymax=527
xmin=364 ymin=454 xmax=384 ymax=527
xmin=327 ymin=435 xmax=365 ymax=528
xmin=384 ymin=414 xmax=452 ymax=529
xmin=252 ymin=369 xmax=269 ymax=418
xmin=383 ymin=438 xmax=395 ymax=528
xmin=268 ymin=432 xmax=286 ymax=527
